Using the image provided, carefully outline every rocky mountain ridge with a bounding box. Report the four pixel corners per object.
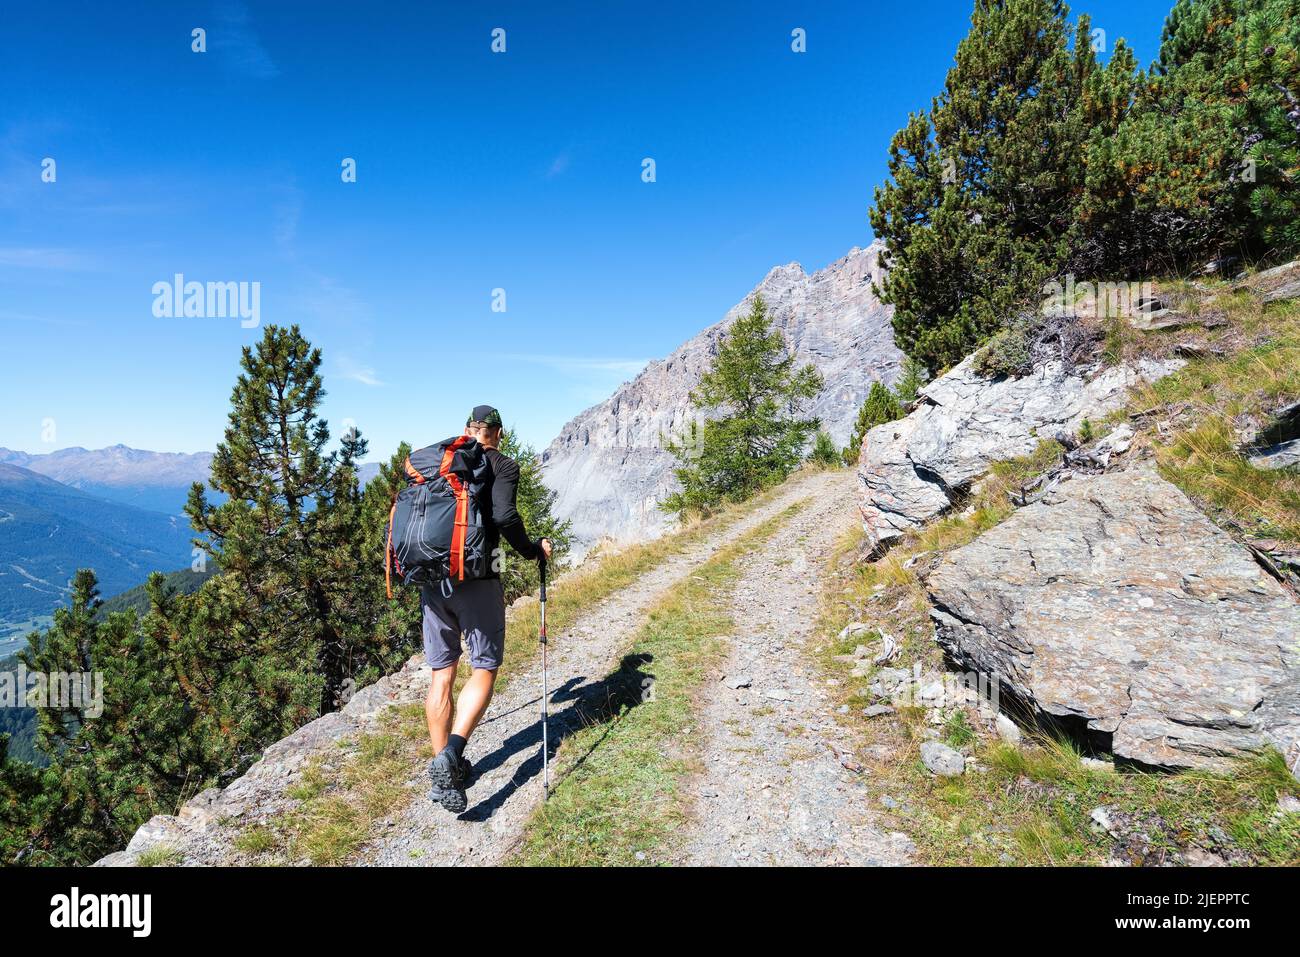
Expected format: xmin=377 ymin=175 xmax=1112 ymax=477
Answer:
xmin=542 ymin=242 xmax=903 ymax=554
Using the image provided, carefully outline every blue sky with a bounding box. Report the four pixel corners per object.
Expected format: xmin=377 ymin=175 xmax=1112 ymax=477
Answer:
xmin=0 ymin=0 xmax=1176 ymax=459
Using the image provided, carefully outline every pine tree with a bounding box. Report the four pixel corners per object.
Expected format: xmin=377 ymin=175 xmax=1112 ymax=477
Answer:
xmin=842 ymin=382 xmax=904 ymax=465
xmin=663 ymin=296 xmax=822 ymax=513
xmin=1092 ymin=0 xmax=1300 ymax=269
xmin=893 ymin=357 xmax=931 ymax=407
xmin=187 ymin=325 xmax=357 ymax=726
xmin=10 ymin=571 xmax=207 ymax=864
xmin=495 ymin=429 xmax=572 ymax=602
xmin=809 ymin=430 xmax=842 ymax=468
xmin=870 ymin=0 xmax=1105 ymax=371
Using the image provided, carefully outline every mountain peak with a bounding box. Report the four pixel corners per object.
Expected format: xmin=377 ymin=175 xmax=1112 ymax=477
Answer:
xmin=542 ymin=245 xmax=902 ymax=555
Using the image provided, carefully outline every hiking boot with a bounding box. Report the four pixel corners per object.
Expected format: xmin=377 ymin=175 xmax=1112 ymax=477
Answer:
xmin=428 ymin=747 xmax=470 ymax=813
xmin=429 ymin=782 xmax=468 ymax=814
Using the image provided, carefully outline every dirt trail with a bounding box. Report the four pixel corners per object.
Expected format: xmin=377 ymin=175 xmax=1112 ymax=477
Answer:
xmin=360 ymin=468 xmax=852 ymax=866
xmin=674 ymin=468 xmax=914 ymax=865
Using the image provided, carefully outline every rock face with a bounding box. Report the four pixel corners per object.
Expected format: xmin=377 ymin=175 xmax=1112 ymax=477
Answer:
xmin=927 ymin=466 xmax=1300 ymax=772
xmin=1234 ymin=258 xmax=1300 ymax=304
xmin=856 ymin=354 xmax=1182 ymax=553
xmin=543 ymin=243 xmax=902 ymax=553
xmin=1246 ymin=399 xmax=1300 ymax=471
xmin=94 ymin=652 xmax=432 ymax=866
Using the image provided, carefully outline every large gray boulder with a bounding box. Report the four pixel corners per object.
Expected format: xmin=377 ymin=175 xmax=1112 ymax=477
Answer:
xmin=544 ymin=243 xmax=903 ymax=556
xmin=1234 ymin=258 xmax=1300 ymax=304
xmin=857 ymin=354 xmax=1181 ymax=552
xmin=927 ymin=466 xmax=1300 ymax=773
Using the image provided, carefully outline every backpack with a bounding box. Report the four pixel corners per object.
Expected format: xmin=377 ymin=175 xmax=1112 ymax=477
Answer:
xmin=385 ymin=436 xmax=491 ymax=598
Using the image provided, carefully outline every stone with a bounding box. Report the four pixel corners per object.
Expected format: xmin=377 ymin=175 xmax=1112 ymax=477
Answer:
xmin=1097 ymin=423 xmax=1134 ymax=456
xmin=928 ymin=465 xmax=1300 ymax=773
xmin=1090 ymin=806 xmax=1117 ymax=836
xmin=995 ymin=714 xmax=1023 ymax=745
xmin=1248 ymin=439 xmax=1300 ymax=470
xmin=839 ymin=622 xmax=874 ymax=642
xmin=857 ymin=351 xmax=1181 ymax=553
xmin=862 ymin=704 xmax=896 ymax=718
xmin=543 ymin=243 xmax=903 ymax=556
xmin=1234 ymin=258 xmax=1300 ymax=304
xmin=1245 ymin=399 xmax=1300 ymax=470
xmin=869 ymin=667 xmax=912 ymax=699
xmin=725 ymin=675 xmax=752 ymax=690
xmin=1278 ymin=794 xmax=1300 ymax=815
xmin=91 ymin=851 xmax=136 ymax=868
xmin=177 ymin=787 xmax=224 ymax=830
xmin=920 ymin=741 xmax=965 ymax=776
xmin=126 ymin=814 xmax=186 ymax=855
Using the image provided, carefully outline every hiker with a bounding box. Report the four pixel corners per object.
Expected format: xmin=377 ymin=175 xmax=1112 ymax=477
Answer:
xmin=423 ymin=406 xmax=552 ymax=813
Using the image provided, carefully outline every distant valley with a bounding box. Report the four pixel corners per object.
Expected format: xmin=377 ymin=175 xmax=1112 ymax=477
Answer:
xmin=0 ymin=446 xmax=385 ymax=654
xmin=0 ymin=444 xmax=214 ymax=516
xmin=0 ymin=462 xmax=197 ymax=653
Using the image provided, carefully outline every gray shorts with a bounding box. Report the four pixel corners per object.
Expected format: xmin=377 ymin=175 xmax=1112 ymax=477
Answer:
xmin=421 ymin=578 xmax=506 ymax=671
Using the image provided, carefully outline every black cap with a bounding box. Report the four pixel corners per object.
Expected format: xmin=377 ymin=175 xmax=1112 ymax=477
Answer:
xmin=468 ymin=405 xmax=503 ymax=428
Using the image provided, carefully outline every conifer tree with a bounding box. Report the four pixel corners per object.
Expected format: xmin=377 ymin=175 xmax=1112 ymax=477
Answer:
xmin=664 ymin=296 xmax=822 ymax=513
xmin=842 ymin=382 xmax=904 ymax=465
xmin=496 ymin=429 xmax=572 ymax=602
xmin=871 ymin=1 xmax=1109 ymax=370
xmin=187 ymin=325 xmax=351 ymax=723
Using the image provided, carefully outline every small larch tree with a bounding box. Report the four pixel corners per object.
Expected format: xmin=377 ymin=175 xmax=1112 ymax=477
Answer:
xmin=663 ymin=295 xmax=823 ymax=513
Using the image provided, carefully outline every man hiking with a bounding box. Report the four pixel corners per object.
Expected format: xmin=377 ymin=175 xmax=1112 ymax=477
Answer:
xmin=425 ymin=405 xmax=552 ymax=813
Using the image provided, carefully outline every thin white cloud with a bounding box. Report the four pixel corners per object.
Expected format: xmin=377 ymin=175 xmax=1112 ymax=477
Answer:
xmin=212 ymin=2 xmax=280 ymax=79
xmin=337 ymin=355 xmax=384 ymax=387
xmin=546 ymin=152 xmax=571 ymax=179
xmin=499 ymin=354 xmax=649 ymax=379
xmin=0 ymin=247 xmax=98 ymax=270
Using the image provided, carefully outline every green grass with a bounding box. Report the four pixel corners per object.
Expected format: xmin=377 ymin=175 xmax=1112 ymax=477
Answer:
xmin=510 ymin=501 xmax=809 ymax=866
xmin=226 ymin=702 xmax=427 ymax=866
xmin=1130 ymin=298 xmax=1300 ymax=543
xmin=135 ymin=845 xmax=183 ymax=867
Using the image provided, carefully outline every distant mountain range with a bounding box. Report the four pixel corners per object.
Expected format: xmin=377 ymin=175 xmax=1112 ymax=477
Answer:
xmin=0 ymin=445 xmax=389 ymax=652
xmin=0 ymin=445 xmax=214 ymax=515
xmin=0 ymin=445 xmax=385 ymax=516
xmin=0 ymin=463 xmax=196 ymax=649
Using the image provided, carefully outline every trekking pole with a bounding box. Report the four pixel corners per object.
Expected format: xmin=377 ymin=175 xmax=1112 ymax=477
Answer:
xmin=538 ymin=554 xmax=550 ymax=798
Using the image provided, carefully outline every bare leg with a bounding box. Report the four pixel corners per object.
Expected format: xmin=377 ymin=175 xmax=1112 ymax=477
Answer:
xmin=451 ymin=668 xmax=498 ymax=741
xmin=426 ymin=664 xmax=457 ymax=755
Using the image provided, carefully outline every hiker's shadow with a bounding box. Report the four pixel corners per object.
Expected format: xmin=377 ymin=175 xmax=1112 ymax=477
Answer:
xmin=458 ymin=652 xmax=655 ymax=822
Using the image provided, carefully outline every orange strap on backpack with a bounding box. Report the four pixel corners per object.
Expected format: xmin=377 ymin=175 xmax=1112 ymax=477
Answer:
xmin=439 ymin=437 xmax=470 ymax=581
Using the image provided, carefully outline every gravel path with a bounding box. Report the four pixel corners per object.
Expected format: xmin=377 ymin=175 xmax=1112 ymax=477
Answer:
xmin=360 ymin=468 xmax=851 ymax=866
xmin=674 ymin=468 xmax=915 ymax=866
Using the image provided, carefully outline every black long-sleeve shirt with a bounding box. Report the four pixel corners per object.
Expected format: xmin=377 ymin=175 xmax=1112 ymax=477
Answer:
xmin=482 ymin=447 xmax=540 ymax=574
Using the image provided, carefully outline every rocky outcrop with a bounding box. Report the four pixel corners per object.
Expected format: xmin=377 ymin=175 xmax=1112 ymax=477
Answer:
xmin=543 ymin=243 xmax=902 ymax=554
xmin=856 ymin=354 xmax=1182 ymax=553
xmin=927 ymin=465 xmax=1300 ymax=773
xmin=94 ymin=652 xmax=431 ymax=866
xmin=1234 ymin=258 xmax=1300 ymax=304
xmin=1245 ymin=400 xmax=1300 ymax=471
